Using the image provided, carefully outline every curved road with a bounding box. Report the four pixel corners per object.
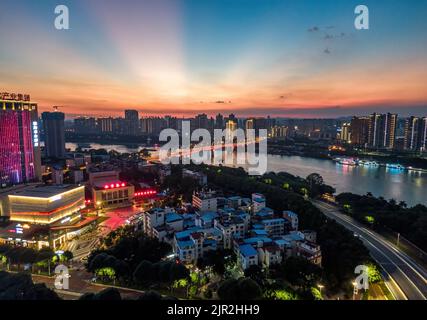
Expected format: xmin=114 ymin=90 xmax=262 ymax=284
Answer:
xmin=313 ymin=200 xmax=427 ymax=300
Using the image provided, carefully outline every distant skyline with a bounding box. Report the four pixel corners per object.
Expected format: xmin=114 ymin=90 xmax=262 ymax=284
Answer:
xmin=1 ymin=0 xmax=427 ymax=118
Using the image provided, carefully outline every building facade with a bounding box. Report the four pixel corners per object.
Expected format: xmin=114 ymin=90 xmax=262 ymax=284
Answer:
xmin=368 ymin=113 xmax=398 ymax=149
xmin=42 ymin=111 xmax=65 ymax=158
xmin=0 ymin=95 xmax=41 ymax=185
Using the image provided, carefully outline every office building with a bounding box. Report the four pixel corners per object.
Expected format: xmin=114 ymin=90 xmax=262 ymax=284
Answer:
xmin=42 ymin=111 xmax=65 ymax=158
xmin=98 ymin=117 xmax=114 ymax=133
xmin=404 ymin=116 xmax=427 ymax=152
xmin=339 ymin=122 xmax=351 ymax=143
xmin=368 ymin=113 xmax=397 ymax=149
xmin=0 ymin=94 xmax=41 ymax=185
xmin=124 ymin=109 xmax=139 ymax=136
xmin=350 ymin=116 xmax=370 ymax=146
xmin=74 ymin=117 xmax=97 ymax=134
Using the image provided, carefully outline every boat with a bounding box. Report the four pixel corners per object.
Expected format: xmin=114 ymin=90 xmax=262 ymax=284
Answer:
xmin=335 ymin=157 xmax=357 ymax=166
xmin=386 ymin=163 xmax=405 ymax=170
xmin=359 ymin=160 xmax=379 ymax=167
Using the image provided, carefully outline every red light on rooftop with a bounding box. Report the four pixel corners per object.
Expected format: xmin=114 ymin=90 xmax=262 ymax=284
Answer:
xmin=110 ymin=184 xmax=114 ymax=188
xmin=104 ymin=185 xmax=109 ymax=189
xmin=121 ymin=182 xmax=125 ymax=187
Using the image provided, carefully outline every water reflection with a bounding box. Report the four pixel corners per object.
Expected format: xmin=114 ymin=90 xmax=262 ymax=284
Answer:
xmin=66 ymin=143 xmax=427 ymax=206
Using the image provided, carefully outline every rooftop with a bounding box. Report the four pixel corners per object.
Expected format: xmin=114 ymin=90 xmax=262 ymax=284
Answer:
xmin=166 ymin=212 xmax=183 ymax=223
xmin=239 ymin=244 xmax=258 ymax=257
xmin=177 ymin=240 xmax=194 ymax=249
xmin=283 ymin=210 xmax=298 ymax=217
xmin=7 ymin=184 xmax=83 ymax=199
xmin=261 ymin=218 xmax=285 ymax=224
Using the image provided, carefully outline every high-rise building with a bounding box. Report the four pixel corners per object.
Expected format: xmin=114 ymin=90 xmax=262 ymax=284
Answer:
xmin=339 ymin=122 xmax=351 ymax=143
xmin=74 ymin=117 xmax=97 ymax=134
xmin=271 ymin=125 xmax=288 ymax=139
xmin=0 ymin=94 xmax=41 ymax=185
xmin=368 ymin=113 xmax=398 ymax=149
xmin=225 ymin=119 xmax=238 ymax=142
xmin=215 ymin=113 xmax=224 ymax=129
xmin=42 ymin=111 xmax=65 ymax=158
xmin=124 ymin=109 xmax=139 ymax=136
xmin=404 ymin=116 xmax=427 ymax=152
xmin=98 ymin=117 xmax=114 ymax=133
xmin=195 ymin=113 xmax=209 ymax=130
xmin=350 ymin=116 xmax=370 ymax=146
xmin=422 ymin=118 xmax=427 ymax=152
xmin=245 ymin=118 xmax=254 ymax=132
xmin=140 ymin=117 xmax=167 ymax=135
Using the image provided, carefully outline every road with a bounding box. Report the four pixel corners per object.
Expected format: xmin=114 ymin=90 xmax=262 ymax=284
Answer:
xmin=313 ymin=200 xmax=427 ymax=300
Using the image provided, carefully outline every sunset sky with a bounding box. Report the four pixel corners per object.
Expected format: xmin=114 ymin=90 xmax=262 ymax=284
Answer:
xmin=1 ymin=0 xmax=426 ymax=118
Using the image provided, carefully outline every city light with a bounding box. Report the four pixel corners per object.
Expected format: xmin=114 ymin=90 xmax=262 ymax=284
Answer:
xmin=135 ymin=189 xmax=157 ymax=197
xmin=103 ymin=182 xmax=127 ymax=190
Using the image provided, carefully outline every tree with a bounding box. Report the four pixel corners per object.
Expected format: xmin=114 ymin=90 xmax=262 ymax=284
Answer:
xmin=217 ymin=278 xmax=262 ymax=300
xmin=306 ymin=173 xmax=324 ymax=186
xmin=137 ymin=290 xmax=163 ymax=301
xmin=79 ymin=287 xmax=122 ymax=300
xmin=169 ymin=263 xmax=190 ymax=282
xmin=133 ymin=260 xmax=156 ymax=285
xmin=0 ymin=271 xmax=60 ymax=300
xmin=280 ymin=257 xmax=322 ymax=289
xmin=62 ymin=251 xmax=73 ymax=262
xmin=238 ymin=278 xmax=262 ymax=300
xmin=244 ymin=265 xmax=266 ymax=286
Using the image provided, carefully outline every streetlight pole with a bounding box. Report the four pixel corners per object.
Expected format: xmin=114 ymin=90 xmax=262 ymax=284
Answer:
xmin=318 ymin=284 xmax=324 ymax=299
xmin=352 ymin=281 xmax=358 ymax=300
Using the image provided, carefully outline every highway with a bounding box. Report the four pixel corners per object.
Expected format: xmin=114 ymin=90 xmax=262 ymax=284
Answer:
xmin=313 ymin=200 xmax=427 ymax=300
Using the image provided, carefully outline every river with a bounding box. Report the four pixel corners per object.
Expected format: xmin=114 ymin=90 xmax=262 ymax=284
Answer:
xmin=66 ymin=142 xmax=427 ymax=206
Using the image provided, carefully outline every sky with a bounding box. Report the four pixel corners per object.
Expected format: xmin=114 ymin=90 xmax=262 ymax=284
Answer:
xmin=0 ymin=0 xmax=426 ymax=118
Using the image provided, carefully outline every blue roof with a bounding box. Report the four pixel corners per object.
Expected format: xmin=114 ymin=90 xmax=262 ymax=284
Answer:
xmin=283 ymin=232 xmax=304 ymax=242
xmin=261 ymin=218 xmax=285 ymax=224
xmin=203 ymin=239 xmax=217 ymax=247
xmin=228 ymin=196 xmax=241 ymax=201
xmin=177 ymin=240 xmax=194 ymax=249
xmin=175 ymin=227 xmax=202 ymax=240
xmin=239 ymin=244 xmax=258 ymax=257
xmin=252 ymin=229 xmax=268 ymax=236
xmin=205 ymin=228 xmax=222 ymax=238
xmin=252 ymin=223 xmax=264 ymax=229
xmin=184 ymin=220 xmax=195 ymax=228
xmin=283 ymin=210 xmax=298 ymax=217
xmin=253 ymin=198 xmax=265 ymax=203
xmin=183 ymin=213 xmax=196 ymax=220
xmin=274 ymin=239 xmax=291 ymax=247
xmin=166 ymin=212 xmax=183 ymax=223
xmin=255 ymin=211 xmax=272 ymax=218
xmin=243 ymin=237 xmax=272 ymax=245
xmin=200 ymin=211 xmax=218 ymax=223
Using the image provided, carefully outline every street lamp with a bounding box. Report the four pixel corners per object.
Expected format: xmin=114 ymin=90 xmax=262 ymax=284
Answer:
xmin=317 ymin=284 xmax=324 ymax=298
xmin=96 ymin=202 xmax=102 ymax=216
xmin=352 ymin=281 xmax=358 ymax=300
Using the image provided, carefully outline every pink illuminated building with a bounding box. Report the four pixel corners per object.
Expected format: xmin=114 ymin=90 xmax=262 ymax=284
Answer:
xmin=0 ymin=95 xmax=41 ymax=185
